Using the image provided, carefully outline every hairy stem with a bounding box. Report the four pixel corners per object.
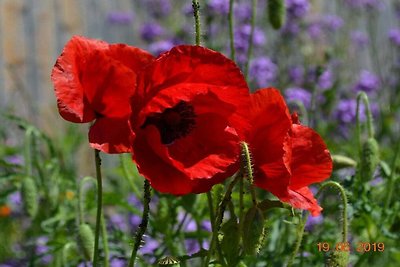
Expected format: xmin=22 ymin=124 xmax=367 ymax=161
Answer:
xmin=128 ymin=180 xmax=151 ymax=267
xmin=93 ymin=149 xmax=103 ymax=266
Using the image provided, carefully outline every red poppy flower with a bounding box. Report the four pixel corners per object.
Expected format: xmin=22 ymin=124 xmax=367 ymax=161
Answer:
xmin=51 ymin=35 xmax=154 ymax=153
xmin=130 ymin=45 xmax=251 ymax=195
xmin=247 ymin=88 xmax=332 ymax=216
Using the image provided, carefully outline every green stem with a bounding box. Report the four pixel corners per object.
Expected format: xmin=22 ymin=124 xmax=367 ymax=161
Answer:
xmin=192 ymin=0 xmax=201 ymax=46
xmin=356 ymin=92 xmax=375 ymax=157
xmin=206 ymin=191 xmax=216 ymax=232
xmin=287 ymin=212 xmax=307 ymax=267
xmin=78 ymin=176 xmax=97 ymax=225
xmin=316 ymin=181 xmax=348 ymax=242
xmin=384 ymin=137 xmax=400 ymax=210
xmin=228 ymin=0 xmax=236 ymax=61
xmin=203 ymin=174 xmax=240 ymax=267
xmin=240 ymin=142 xmax=257 ymax=205
xmin=243 ymin=0 xmax=258 ymax=79
xmin=120 ymin=155 xmax=141 ymax=197
xmin=100 ymin=214 xmax=110 ymax=267
xmin=128 ymin=180 xmax=151 ymax=267
xmin=93 ymin=149 xmax=103 ymax=266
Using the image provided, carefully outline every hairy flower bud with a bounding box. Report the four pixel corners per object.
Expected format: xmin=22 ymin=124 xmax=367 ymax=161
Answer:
xmin=268 ymin=0 xmax=286 ymax=29
xmin=242 ymin=206 xmax=266 ymax=255
xmin=21 ymin=176 xmax=38 ymax=218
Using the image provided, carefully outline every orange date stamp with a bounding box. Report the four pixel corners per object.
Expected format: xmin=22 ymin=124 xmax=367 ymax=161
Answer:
xmin=317 ymin=242 xmax=385 ymax=253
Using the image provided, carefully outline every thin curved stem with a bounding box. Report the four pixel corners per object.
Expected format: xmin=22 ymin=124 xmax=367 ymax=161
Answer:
xmin=101 ymin=215 xmax=109 ymax=267
xmin=287 ymin=212 xmax=307 ymax=267
xmin=93 ymin=149 xmax=103 ymax=266
xmin=384 ymin=137 xmax=400 ymax=210
xmin=192 ymin=0 xmax=201 ymax=46
xmin=203 ymin=174 xmax=241 ymax=267
xmin=128 ymin=180 xmax=151 ymax=267
xmin=228 ymin=0 xmax=236 ymax=61
xmin=243 ymin=0 xmax=258 ymax=79
xmin=356 ymin=92 xmax=375 ymax=157
xmin=316 ymin=181 xmax=348 ymax=242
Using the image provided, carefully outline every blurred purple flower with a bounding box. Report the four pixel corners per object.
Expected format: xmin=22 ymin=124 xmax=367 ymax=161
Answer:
xmin=288 ymin=65 xmax=305 ymax=85
xmin=36 ymin=236 xmax=52 ymax=264
xmin=234 ymin=25 xmax=266 ymax=53
xmin=284 ymin=87 xmax=312 ymax=108
xmin=201 ymin=220 xmax=212 ymax=232
xmin=305 ymin=214 xmax=323 ymax=231
xmin=323 ymin=15 xmax=344 ymax=31
xmin=249 ymin=57 xmax=278 ymax=87
xmin=370 ymin=177 xmax=383 ymax=186
xmin=8 ymin=191 xmax=22 ymax=207
xmin=207 ymin=0 xmax=229 ymax=15
xmin=146 ymin=0 xmax=172 ymax=17
xmin=351 ymin=31 xmax=369 ymax=48
xmin=141 ymin=237 xmax=159 ymax=254
xmin=182 ymin=3 xmax=193 ymax=16
xmin=140 ymin=22 xmax=165 ymax=42
xmin=286 ymin=0 xmax=310 ymax=19
xmin=307 ymin=22 xmax=323 ymax=39
xmin=148 ymin=40 xmax=174 ymax=56
xmin=4 ymin=155 xmax=23 ymax=165
xmin=318 ymin=68 xmax=333 ymax=90
xmin=106 ymin=11 xmax=134 ymax=25
xmin=234 ymin=2 xmax=252 ymax=22
xmin=345 ymin=0 xmax=383 ymax=9
xmin=129 ymin=214 xmax=141 ymax=229
xmin=335 ymin=99 xmax=363 ymax=124
xmin=110 ymin=257 xmax=126 ymax=267
xmin=353 ymin=70 xmax=380 ymax=94
xmin=388 ymin=29 xmax=400 ymax=46
xmin=185 ymin=239 xmax=209 ymax=255
xmin=281 ymin=19 xmax=301 ymax=36
xmin=109 ymin=213 xmax=128 ymax=232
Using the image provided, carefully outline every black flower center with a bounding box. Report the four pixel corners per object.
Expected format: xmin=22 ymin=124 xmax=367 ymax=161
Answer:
xmin=142 ymin=101 xmax=196 ymax=144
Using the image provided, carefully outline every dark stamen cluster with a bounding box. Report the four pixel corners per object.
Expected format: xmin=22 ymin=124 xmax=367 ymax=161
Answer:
xmin=142 ymin=101 xmax=196 ymax=144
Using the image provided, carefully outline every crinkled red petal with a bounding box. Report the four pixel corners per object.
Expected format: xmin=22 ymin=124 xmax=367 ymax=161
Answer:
xmin=288 ymin=124 xmax=332 ymax=190
xmin=89 ymin=117 xmax=133 ymax=154
xmin=52 ymin=36 xmax=107 ymax=122
xmin=282 ymin=187 xmax=323 ymax=216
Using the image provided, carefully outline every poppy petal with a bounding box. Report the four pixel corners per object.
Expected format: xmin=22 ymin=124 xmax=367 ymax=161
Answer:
xmin=282 ymin=187 xmax=323 ymax=216
xmin=52 ymin=36 xmax=108 ymax=122
xmin=89 ymin=117 xmax=133 ymax=153
xmin=288 ymin=124 xmax=332 ymax=190
xmin=249 ymin=89 xmax=293 ymax=194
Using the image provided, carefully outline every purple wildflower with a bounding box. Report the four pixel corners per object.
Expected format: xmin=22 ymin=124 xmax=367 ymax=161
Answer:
xmin=353 ymin=70 xmax=380 ymax=94
xmin=109 ymin=213 xmax=128 ymax=232
xmin=288 ymin=65 xmax=305 ymax=85
xmin=249 ymin=57 xmax=278 ymax=87
xmin=234 ymin=2 xmax=252 ymax=22
xmin=334 ymin=99 xmax=364 ymax=124
xmin=234 ymin=25 xmax=266 ymax=53
xmin=318 ymin=68 xmax=333 ymax=90
xmin=4 ymin=155 xmax=23 ymax=165
xmin=307 ymin=22 xmax=323 ymax=39
xmin=140 ymin=22 xmax=165 ymax=42
xmin=284 ymin=87 xmax=312 ymax=108
xmin=148 ymin=40 xmax=174 ymax=56
xmin=145 ymin=0 xmax=172 ymax=18
xmin=281 ymin=19 xmax=301 ymax=36
xmin=185 ymin=239 xmax=209 ymax=255
xmin=323 ymin=15 xmax=344 ymax=31
xmin=141 ymin=237 xmax=159 ymax=254
xmin=106 ymin=11 xmax=134 ymax=25
xmin=388 ymin=29 xmax=400 ymax=46
xmin=36 ymin=236 xmax=52 ymax=264
xmin=305 ymin=214 xmax=323 ymax=231
xmin=200 ymin=220 xmax=212 ymax=232
xmin=369 ymin=177 xmax=383 ymax=186
xmin=286 ymin=0 xmax=310 ymax=19
xmin=110 ymin=257 xmax=126 ymax=267
xmin=207 ymin=0 xmax=229 ymax=15
xmin=351 ymin=31 xmax=369 ymax=48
